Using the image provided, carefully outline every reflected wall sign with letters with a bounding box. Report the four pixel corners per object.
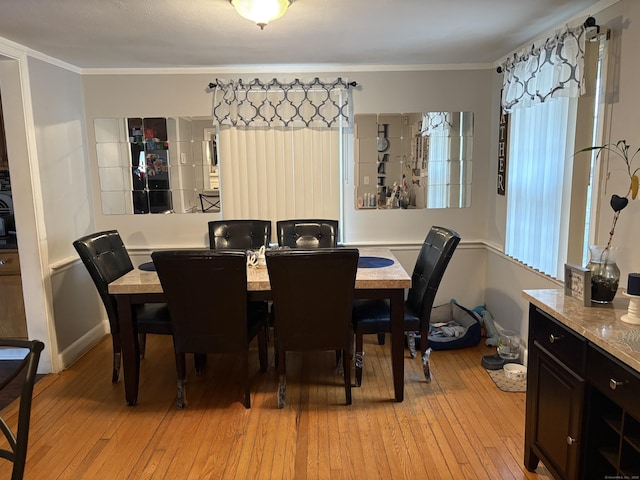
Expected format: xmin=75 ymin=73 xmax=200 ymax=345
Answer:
xmin=354 ymin=111 xmax=473 ymax=210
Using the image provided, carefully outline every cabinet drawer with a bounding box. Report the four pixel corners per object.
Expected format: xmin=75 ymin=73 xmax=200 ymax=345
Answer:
xmin=531 ymin=307 xmax=587 ymax=375
xmin=0 ymin=252 xmax=20 ymax=275
xmin=587 ymin=343 xmax=640 ymax=420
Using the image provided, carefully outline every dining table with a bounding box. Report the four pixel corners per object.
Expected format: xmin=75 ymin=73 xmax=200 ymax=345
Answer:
xmin=108 ymin=247 xmax=412 ymax=406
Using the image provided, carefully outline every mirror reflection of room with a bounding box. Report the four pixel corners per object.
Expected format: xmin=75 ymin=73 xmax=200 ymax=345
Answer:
xmin=94 ymin=117 xmax=220 ymax=215
xmin=354 ymin=111 xmax=473 ymax=210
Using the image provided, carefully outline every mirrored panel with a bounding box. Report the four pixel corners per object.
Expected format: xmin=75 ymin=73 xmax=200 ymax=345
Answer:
xmin=94 ymin=117 xmax=219 ymax=214
xmin=354 ymin=112 xmax=473 ymax=209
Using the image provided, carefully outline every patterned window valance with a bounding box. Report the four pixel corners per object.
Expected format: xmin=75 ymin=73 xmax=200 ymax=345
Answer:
xmin=421 ymin=112 xmax=452 ymax=136
xmin=500 ymin=25 xmax=586 ymax=112
xmin=210 ymin=77 xmax=355 ymax=127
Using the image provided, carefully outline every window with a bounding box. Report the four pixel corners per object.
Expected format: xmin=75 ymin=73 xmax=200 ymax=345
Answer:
xmin=217 ymin=125 xmax=343 ymax=230
xmin=211 ymin=78 xmax=352 ymax=241
xmin=501 ymin=24 xmax=607 ymax=278
xmin=505 ymin=97 xmax=577 ymax=277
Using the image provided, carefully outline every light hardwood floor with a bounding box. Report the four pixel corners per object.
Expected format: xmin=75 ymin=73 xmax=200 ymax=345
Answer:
xmin=0 ymin=334 xmax=553 ymax=479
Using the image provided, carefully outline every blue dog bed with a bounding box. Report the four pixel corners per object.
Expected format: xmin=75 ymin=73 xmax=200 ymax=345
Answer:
xmin=427 ymin=300 xmax=482 ymax=350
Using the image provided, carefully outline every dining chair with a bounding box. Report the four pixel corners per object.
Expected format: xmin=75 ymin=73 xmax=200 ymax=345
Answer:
xmin=208 ymin=219 xmax=271 ymax=250
xmin=266 ymin=248 xmax=359 ymax=408
xmin=73 ymin=230 xmax=172 ymax=383
xmin=273 ymin=219 xmax=340 ymax=364
xmin=151 ymin=250 xmax=268 ymax=409
xmin=351 ymin=226 xmax=460 ymax=386
xmin=0 ymin=339 xmax=45 ymax=480
xmin=276 ymin=219 xmax=339 ymax=248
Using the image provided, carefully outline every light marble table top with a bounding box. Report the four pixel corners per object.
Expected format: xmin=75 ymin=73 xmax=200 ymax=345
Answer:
xmin=109 ymin=247 xmax=411 ymax=295
xmin=523 ymin=288 xmax=640 ymax=374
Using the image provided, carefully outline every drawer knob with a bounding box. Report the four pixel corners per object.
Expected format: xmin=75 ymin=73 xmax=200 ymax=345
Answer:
xmin=0 ymin=259 xmax=5 ymax=265
xmin=610 ymin=378 xmax=625 ymax=390
xmin=566 ymin=435 xmax=577 ymax=446
xmin=549 ymin=334 xmax=564 ymax=343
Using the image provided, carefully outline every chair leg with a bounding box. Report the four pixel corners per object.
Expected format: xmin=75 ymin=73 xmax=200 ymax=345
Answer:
xmin=176 ymin=352 xmax=187 ymax=408
xmin=355 ymin=332 xmax=364 ymax=387
xmin=194 ymin=354 xmax=207 ymax=374
xmin=258 ymin=324 xmax=268 ymax=372
xmin=277 ymin=349 xmax=286 ymax=409
xmin=420 ymin=330 xmax=432 ymax=383
xmin=343 ymin=348 xmax=352 ymax=405
xmin=377 ymin=333 xmax=385 ymax=345
xmin=273 ymin=327 xmax=279 ymax=368
xmin=111 ymin=333 xmax=121 ymax=384
xmin=335 ymin=350 xmax=343 ymax=375
xmin=407 ymin=331 xmax=417 ymax=359
xmin=242 ymin=353 xmax=251 ymax=409
xmin=138 ymin=333 xmax=147 ymax=359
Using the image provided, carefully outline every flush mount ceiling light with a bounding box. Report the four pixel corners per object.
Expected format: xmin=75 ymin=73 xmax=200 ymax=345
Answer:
xmin=230 ymin=0 xmax=294 ymax=30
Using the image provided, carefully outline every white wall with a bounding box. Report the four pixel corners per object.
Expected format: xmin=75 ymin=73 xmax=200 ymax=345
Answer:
xmin=81 ymin=69 xmax=492 ymax=250
xmin=595 ymin=1 xmax=640 ymax=280
xmin=26 ymin=58 xmax=106 ymax=359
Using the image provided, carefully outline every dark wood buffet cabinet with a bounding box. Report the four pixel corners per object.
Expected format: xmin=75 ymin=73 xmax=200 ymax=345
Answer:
xmin=524 ymin=290 xmax=640 ymax=480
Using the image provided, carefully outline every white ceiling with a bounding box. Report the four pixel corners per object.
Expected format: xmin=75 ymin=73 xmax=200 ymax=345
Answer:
xmin=0 ymin=0 xmax=608 ymax=70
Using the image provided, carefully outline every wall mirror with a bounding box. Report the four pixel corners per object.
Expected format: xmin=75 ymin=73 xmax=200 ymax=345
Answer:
xmin=94 ymin=116 xmax=219 ymax=215
xmin=354 ymin=111 xmax=473 ymax=209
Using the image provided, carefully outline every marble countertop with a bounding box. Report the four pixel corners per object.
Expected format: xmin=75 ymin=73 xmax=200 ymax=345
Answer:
xmin=523 ymin=289 xmax=640 ymax=374
xmin=109 ymin=247 xmax=411 ymax=295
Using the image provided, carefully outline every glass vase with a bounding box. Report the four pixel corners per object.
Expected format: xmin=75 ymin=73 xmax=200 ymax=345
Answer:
xmin=586 ymin=245 xmax=620 ymax=303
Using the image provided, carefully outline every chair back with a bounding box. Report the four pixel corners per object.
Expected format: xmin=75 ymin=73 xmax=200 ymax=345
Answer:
xmin=0 ymin=339 xmax=45 ymax=480
xmin=405 ymin=226 xmax=461 ymax=329
xmin=151 ymin=250 xmax=250 ymax=354
xmin=266 ymin=249 xmax=358 ymax=350
xmin=73 ymin=230 xmax=133 ymax=332
xmin=276 ymin=219 xmax=338 ymax=248
xmin=208 ymin=220 xmax=271 ymax=250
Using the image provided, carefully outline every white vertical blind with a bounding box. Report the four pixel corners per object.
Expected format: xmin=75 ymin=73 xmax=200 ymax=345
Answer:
xmin=218 ymin=125 xmax=341 ymax=233
xmin=505 ymin=97 xmax=577 ymax=277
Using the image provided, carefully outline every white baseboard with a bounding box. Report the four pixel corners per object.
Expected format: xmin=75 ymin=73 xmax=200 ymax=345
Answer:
xmin=57 ymin=320 xmax=110 ymax=372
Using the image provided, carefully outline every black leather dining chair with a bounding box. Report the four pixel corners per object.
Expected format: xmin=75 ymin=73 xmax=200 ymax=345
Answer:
xmin=208 ymin=219 xmax=271 ymax=250
xmin=0 ymin=339 xmax=44 ymax=480
xmin=152 ymin=250 xmax=268 ymax=409
xmin=73 ymin=230 xmax=172 ymax=383
xmin=276 ymin=219 xmax=339 ymax=248
xmin=351 ymin=226 xmax=460 ymax=386
xmin=266 ymin=248 xmax=359 ymax=408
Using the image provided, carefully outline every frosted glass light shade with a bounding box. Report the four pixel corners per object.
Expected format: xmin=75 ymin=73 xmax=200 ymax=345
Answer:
xmin=230 ymin=0 xmax=292 ymax=29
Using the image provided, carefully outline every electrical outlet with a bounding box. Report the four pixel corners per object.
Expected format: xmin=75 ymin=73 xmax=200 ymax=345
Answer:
xmin=180 ymin=153 xmax=187 ymax=164
xmin=364 ymin=175 xmax=370 ymax=185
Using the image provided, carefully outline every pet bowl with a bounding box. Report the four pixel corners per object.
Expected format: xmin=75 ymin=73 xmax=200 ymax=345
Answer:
xmin=503 ymin=363 xmax=527 ymax=381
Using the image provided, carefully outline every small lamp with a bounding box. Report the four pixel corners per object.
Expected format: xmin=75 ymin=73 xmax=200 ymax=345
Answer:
xmin=230 ymin=0 xmax=294 ymax=30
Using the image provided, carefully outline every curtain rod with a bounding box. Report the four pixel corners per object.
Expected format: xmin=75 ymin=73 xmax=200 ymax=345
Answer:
xmin=496 ymin=16 xmax=599 ymax=73
xmin=207 ymin=78 xmax=358 ymax=89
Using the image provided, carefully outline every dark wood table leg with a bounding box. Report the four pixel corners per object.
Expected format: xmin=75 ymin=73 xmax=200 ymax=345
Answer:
xmin=390 ymin=288 xmax=404 ymax=402
xmin=116 ymin=295 xmax=140 ymax=406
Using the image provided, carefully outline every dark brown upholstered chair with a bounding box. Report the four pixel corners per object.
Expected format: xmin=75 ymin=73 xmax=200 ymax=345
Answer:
xmin=73 ymin=230 xmax=172 ymax=383
xmin=266 ymin=248 xmax=359 ymax=408
xmin=352 ymin=226 xmax=460 ymax=386
xmin=208 ymin=220 xmax=271 ymax=250
xmin=0 ymin=339 xmax=44 ymax=480
xmin=151 ymin=250 xmax=268 ymax=409
xmin=276 ymin=219 xmax=339 ymax=248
